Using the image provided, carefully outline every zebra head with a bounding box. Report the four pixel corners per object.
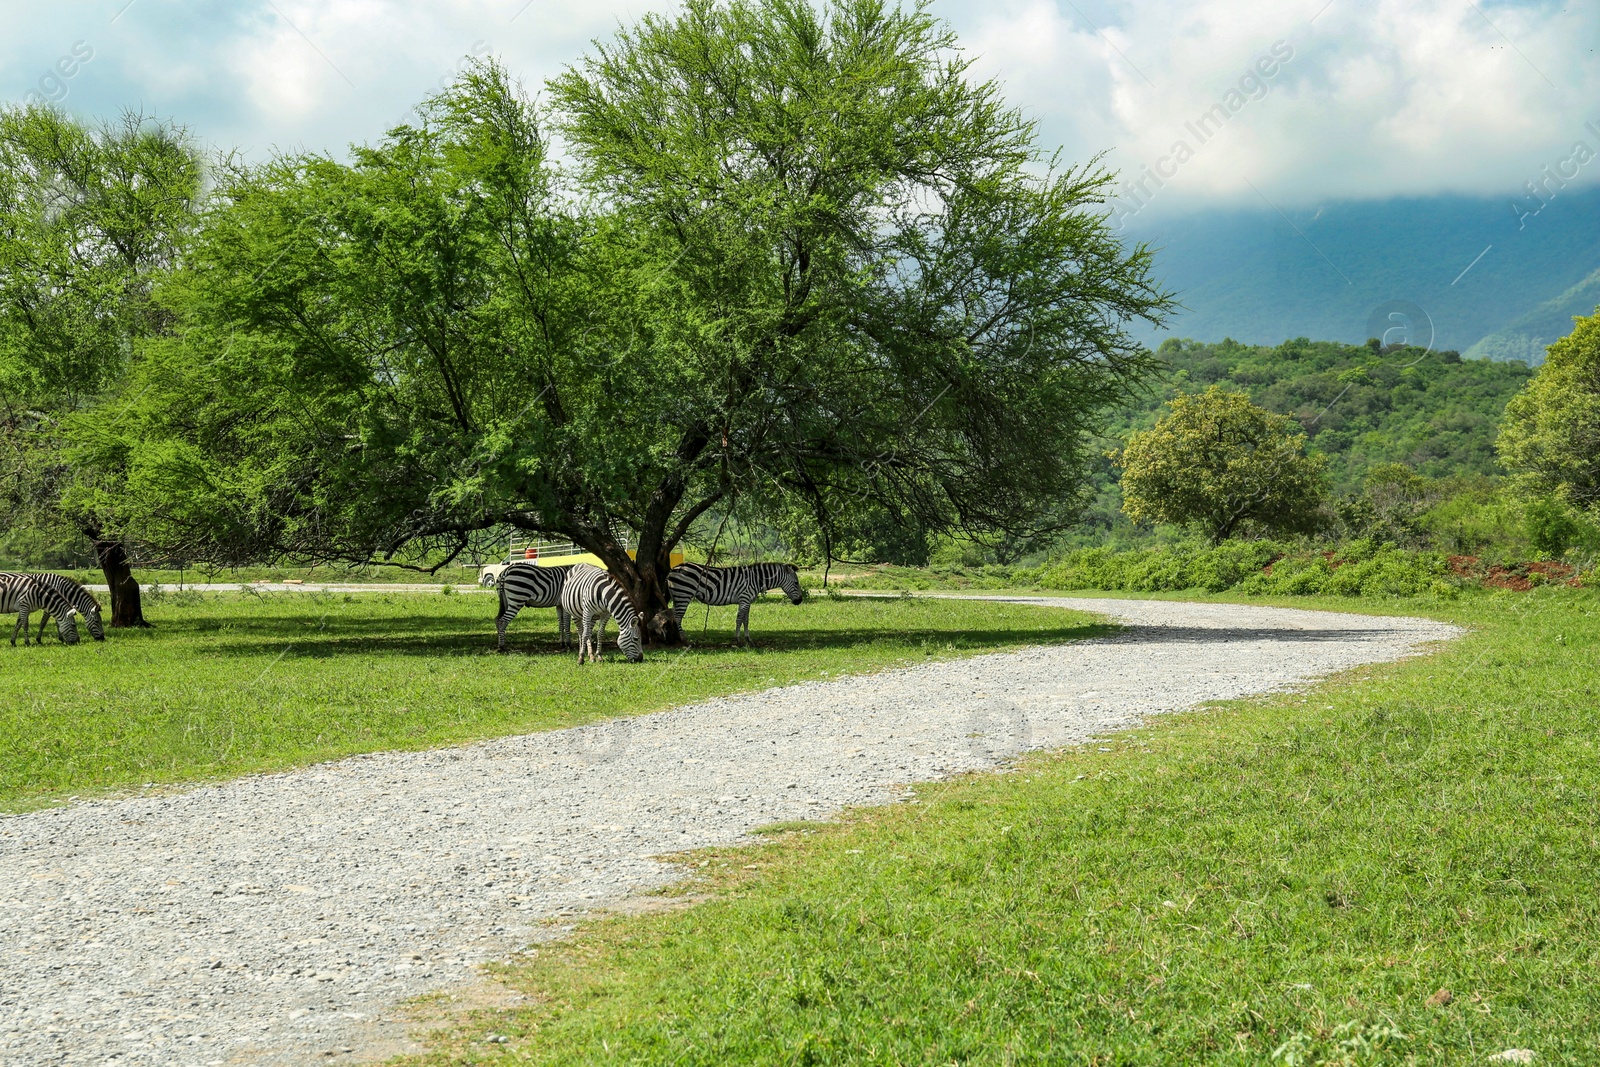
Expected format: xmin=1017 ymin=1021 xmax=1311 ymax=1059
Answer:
xmin=80 ymin=597 xmax=104 ymax=641
xmin=54 ymin=609 xmax=81 ymax=646
xmin=616 ymin=609 xmax=645 ymax=662
xmin=778 ymin=563 xmax=804 ymax=605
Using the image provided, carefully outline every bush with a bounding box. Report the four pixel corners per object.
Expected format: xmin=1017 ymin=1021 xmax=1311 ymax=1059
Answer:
xmin=1039 ymin=539 xmax=1460 ymax=598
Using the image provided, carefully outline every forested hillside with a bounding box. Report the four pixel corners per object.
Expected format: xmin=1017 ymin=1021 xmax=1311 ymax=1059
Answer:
xmin=1074 ymin=337 xmax=1535 ymax=537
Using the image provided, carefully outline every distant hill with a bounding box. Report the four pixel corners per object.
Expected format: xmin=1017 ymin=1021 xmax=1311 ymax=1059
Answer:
xmin=1125 ymin=185 xmax=1600 ymax=363
xmin=1463 ymin=266 xmax=1600 ymax=364
xmin=1073 ymin=337 xmax=1537 ymax=538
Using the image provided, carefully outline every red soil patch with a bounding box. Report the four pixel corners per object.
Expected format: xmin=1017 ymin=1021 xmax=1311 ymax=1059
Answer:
xmin=1448 ymin=554 xmax=1579 ymax=591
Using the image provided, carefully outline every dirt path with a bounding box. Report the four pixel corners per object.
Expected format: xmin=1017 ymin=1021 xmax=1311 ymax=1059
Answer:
xmin=0 ymin=597 xmax=1461 ymax=1065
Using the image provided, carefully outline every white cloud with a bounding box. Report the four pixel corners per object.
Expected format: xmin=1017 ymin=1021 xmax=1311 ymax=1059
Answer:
xmin=954 ymin=0 xmax=1600 ymax=213
xmin=2 ymin=0 xmax=1595 ymax=208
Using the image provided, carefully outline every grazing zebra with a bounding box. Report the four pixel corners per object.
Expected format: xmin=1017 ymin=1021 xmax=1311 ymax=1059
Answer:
xmin=667 ymin=562 xmax=804 ymax=644
xmin=559 ymin=564 xmax=643 ymax=664
xmin=31 ymin=573 xmax=105 ymax=642
xmin=494 ymin=562 xmax=574 ymax=652
xmin=0 ymin=573 xmax=81 ymax=647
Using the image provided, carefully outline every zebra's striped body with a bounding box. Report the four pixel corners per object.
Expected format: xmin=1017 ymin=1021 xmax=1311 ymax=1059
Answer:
xmin=31 ymin=573 xmax=105 ymax=641
xmin=494 ymin=563 xmax=574 ymax=651
xmin=559 ymin=564 xmax=643 ymax=663
xmin=668 ymin=562 xmax=803 ymax=644
xmin=0 ymin=573 xmax=81 ymax=646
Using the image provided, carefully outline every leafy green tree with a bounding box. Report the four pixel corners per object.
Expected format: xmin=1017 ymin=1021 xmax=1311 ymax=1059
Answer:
xmin=0 ymin=106 xmax=202 ymax=625
xmin=1336 ymin=462 xmax=1431 ymax=545
xmin=1497 ymin=308 xmax=1600 ymax=512
xmin=1116 ymin=387 xmax=1328 ymax=543
xmin=1521 ymin=495 xmax=1590 ymax=559
xmin=95 ymin=1 xmax=1168 ymax=639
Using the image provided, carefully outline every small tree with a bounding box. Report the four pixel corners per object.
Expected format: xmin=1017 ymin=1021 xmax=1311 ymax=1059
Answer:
xmin=1497 ymin=308 xmax=1600 ymax=511
xmin=1116 ymin=387 xmax=1327 ymax=543
xmin=1337 ymin=462 xmax=1430 ymax=545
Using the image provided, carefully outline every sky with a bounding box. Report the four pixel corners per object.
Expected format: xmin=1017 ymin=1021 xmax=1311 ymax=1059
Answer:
xmin=3 ymin=0 xmax=1597 ymax=220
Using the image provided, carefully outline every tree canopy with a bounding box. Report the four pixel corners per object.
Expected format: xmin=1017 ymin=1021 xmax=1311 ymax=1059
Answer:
xmin=1497 ymin=308 xmax=1600 ymax=511
xmin=83 ymin=0 xmax=1170 ymax=637
xmin=1116 ymin=386 xmax=1328 ymax=543
xmin=0 ymin=105 xmax=202 ymax=623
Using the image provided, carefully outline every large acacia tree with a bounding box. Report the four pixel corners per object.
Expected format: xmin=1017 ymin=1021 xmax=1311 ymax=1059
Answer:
xmin=91 ymin=0 xmax=1169 ymax=639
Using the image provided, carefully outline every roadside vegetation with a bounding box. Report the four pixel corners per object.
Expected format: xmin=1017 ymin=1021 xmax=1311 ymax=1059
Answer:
xmin=396 ymin=587 xmax=1600 ymax=1066
xmin=0 ymin=592 xmax=1101 ymax=813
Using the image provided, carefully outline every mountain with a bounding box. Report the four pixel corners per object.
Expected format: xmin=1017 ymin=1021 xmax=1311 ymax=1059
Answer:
xmin=1125 ymin=184 xmax=1600 ymax=363
xmin=1463 ymin=266 xmax=1600 ymax=363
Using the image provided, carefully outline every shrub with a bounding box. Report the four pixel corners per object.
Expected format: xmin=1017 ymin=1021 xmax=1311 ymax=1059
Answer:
xmin=1040 ymin=539 xmax=1459 ymax=598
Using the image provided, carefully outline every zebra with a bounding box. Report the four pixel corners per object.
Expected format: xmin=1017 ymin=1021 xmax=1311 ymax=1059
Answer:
xmin=667 ymin=562 xmax=804 ymax=644
xmin=30 ymin=573 xmax=105 ymax=641
xmin=559 ymin=564 xmax=643 ymax=664
xmin=0 ymin=573 xmax=81 ymax=647
xmin=494 ymin=562 xmax=574 ymax=652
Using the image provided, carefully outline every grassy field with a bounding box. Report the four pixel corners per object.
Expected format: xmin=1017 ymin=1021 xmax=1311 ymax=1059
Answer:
xmin=393 ymin=587 xmax=1600 ymax=1066
xmin=0 ymin=589 xmax=1103 ymax=812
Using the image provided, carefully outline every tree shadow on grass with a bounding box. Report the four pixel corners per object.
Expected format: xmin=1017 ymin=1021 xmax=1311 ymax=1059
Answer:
xmin=163 ymin=610 xmax=1117 ymax=661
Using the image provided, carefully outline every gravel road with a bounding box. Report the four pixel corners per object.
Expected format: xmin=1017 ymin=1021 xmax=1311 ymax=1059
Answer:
xmin=0 ymin=596 xmax=1461 ymax=1066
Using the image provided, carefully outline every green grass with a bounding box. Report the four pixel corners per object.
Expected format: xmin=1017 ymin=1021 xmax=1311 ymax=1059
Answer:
xmin=394 ymin=587 xmax=1600 ymax=1066
xmin=0 ymin=590 xmax=1103 ymax=812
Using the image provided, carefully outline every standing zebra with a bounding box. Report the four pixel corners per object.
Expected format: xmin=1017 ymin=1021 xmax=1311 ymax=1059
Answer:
xmin=493 ymin=562 xmax=575 ymax=652
xmin=0 ymin=573 xmax=81 ymax=646
xmin=668 ymin=562 xmax=804 ymax=644
xmin=560 ymin=564 xmax=643 ymax=664
xmin=30 ymin=573 xmax=105 ymax=642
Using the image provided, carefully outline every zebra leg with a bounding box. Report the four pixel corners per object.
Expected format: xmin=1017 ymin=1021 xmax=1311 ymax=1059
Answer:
xmin=736 ymin=600 xmax=753 ymax=644
xmin=496 ymin=605 xmax=518 ymax=653
xmin=10 ymin=612 xmax=21 ymax=647
xmin=578 ymin=604 xmax=596 ymax=664
xmin=558 ymin=606 xmax=571 ymax=651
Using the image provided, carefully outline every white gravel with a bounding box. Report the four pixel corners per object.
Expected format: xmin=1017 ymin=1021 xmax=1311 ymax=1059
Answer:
xmin=0 ymin=596 xmax=1461 ymax=1065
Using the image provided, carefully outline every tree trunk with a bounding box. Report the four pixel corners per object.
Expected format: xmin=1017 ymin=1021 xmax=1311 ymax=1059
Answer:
xmin=86 ymin=528 xmax=149 ymax=628
xmin=628 ymin=559 xmax=683 ymax=647
xmin=576 ymin=528 xmax=684 ymax=647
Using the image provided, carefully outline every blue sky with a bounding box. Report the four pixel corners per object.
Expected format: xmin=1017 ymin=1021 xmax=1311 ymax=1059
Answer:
xmin=4 ymin=1 xmax=1596 ymax=217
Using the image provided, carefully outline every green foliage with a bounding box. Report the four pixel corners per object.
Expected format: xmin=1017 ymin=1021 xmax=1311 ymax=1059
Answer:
xmin=1523 ymin=495 xmax=1588 ymax=559
xmin=1037 ymin=539 xmax=1280 ymax=593
xmin=1335 ymin=461 xmax=1431 ymax=544
xmin=1235 ymin=542 xmax=1456 ymax=598
xmin=0 ymin=105 xmax=202 ymax=538
xmin=1034 ymin=540 xmax=1458 ymax=598
xmin=412 ymin=590 xmax=1600 ymax=1065
xmin=1080 ymin=336 xmax=1534 ymax=539
xmin=1117 ymin=387 xmax=1328 ymax=543
xmin=1497 ymin=307 xmax=1600 ymax=512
